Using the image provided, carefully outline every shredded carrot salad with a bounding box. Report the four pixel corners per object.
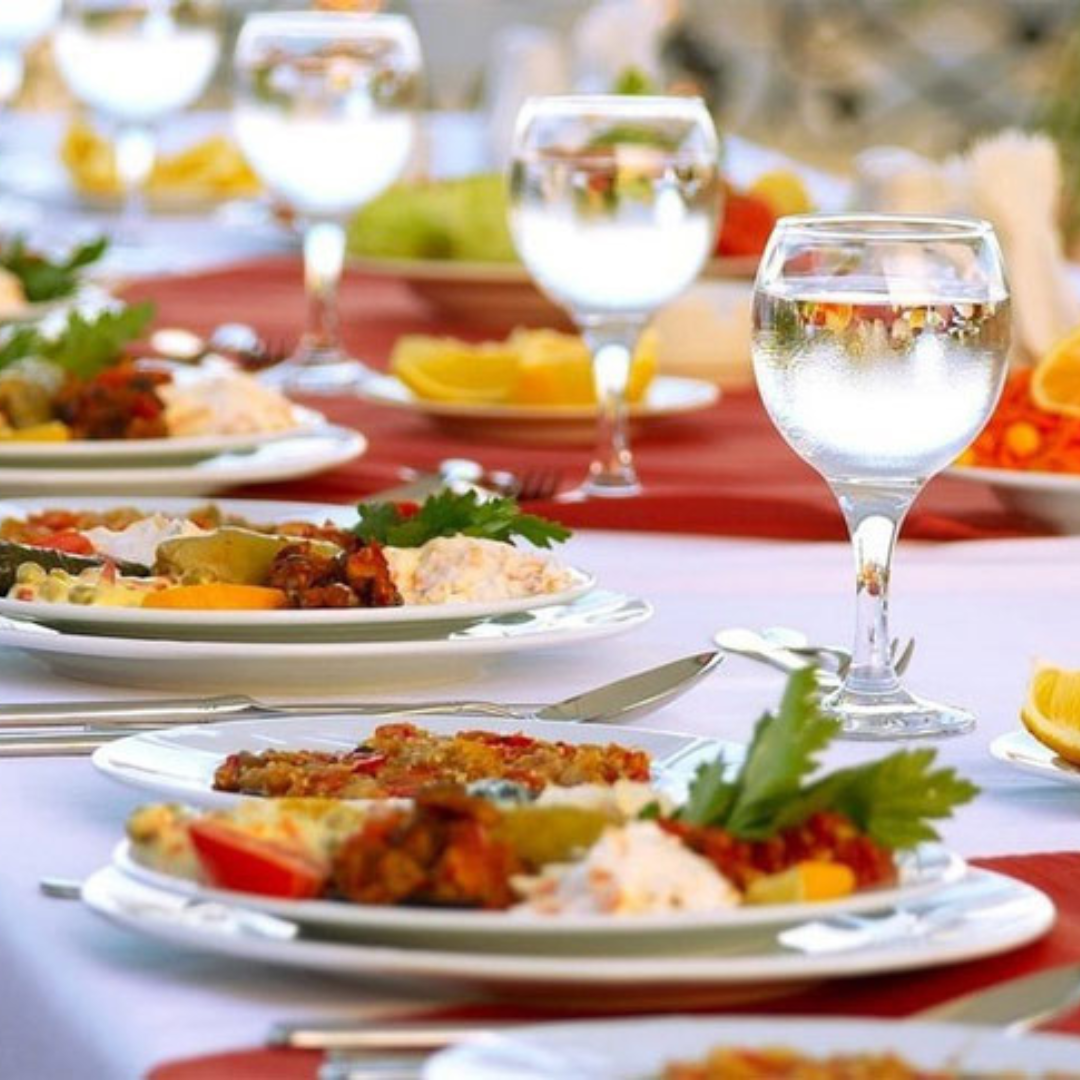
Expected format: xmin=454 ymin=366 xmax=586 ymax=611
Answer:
xmin=962 ymin=368 xmax=1080 ymax=473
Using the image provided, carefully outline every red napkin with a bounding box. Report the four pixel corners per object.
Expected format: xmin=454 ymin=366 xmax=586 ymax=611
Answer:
xmin=148 ymin=852 xmax=1080 ymax=1080
xmin=125 ymin=259 xmax=1046 ymax=543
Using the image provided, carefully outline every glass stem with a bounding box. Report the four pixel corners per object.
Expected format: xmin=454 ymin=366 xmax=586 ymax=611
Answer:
xmin=300 ymin=219 xmax=346 ymax=363
xmin=833 ymin=482 xmax=918 ymax=695
xmin=115 ymin=124 xmax=156 ymax=244
xmin=581 ymin=320 xmax=643 ymax=495
xmin=0 ymin=48 xmax=24 ymax=109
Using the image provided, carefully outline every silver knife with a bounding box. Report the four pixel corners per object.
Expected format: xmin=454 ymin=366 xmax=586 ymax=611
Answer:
xmin=0 ymin=650 xmax=723 ymax=755
xmin=913 ymin=962 xmax=1080 ymax=1031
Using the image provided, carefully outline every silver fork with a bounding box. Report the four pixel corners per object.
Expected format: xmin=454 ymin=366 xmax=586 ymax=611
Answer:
xmin=516 ymin=467 xmax=563 ymax=502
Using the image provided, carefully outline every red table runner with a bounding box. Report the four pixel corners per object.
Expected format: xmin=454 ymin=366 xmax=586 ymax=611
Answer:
xmin=148 ymin=852 xmax=1080 ymax=1080
xmin=125 ymin=258 xmax=1044 ymax=542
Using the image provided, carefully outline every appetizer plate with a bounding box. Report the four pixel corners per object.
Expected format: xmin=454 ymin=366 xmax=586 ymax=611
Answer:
xmin=946 ymin=464 xmax=1080 ymax=533
xmin=0 ymin=589 xmax=651 ymax=691
xmin=0 ymin=569 xmax=597 ymax=642
xmin=0 ymin=405 xmax=328 ymax=467
xmin=114 ymin=836 xmax=964 ymax=953
xmin=0 ymin=425 xmax=365 ymax=496
xmin=93 ymin=712 xmax=725 ymax=808
xmin=81 ymin=866 xmax=1054 ymax=1005
xmin=990 ymin=729 xmax=1080 ymax=788
xmin=357 ymin=374 xmax=719 ymax=445
xmin=425 ymin=1016 xmax=1080 ymax=1079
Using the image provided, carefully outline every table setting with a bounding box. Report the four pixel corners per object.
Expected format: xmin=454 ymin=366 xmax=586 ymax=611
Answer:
xmin=5 ymin=2 xmax=1080 ymax=1080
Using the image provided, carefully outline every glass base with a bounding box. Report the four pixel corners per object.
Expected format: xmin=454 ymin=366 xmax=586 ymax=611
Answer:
xmin=822 ymin=683 xmax=975 ymax=741
xmin=259 ymin=348 xmax=373 ymax=395
xmin=571 ymin=466 xmax=641 ymax=500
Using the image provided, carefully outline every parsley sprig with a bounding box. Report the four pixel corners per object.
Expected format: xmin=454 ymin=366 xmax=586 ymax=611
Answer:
xmin=0 ymin=236 xmax=107 ymax=303
xmin=354 ymin=490 xmax=570 ymax=549
xmin=677 ymin=669 xmax=978 ymax=849
xmin=0 ymin=302 xmax=156 ymax=380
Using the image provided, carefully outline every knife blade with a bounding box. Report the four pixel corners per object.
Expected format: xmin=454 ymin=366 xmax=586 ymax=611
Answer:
xmin=0 ymin=650 xmax=723 ymax=754
xmin=913 ymin=963 xmax=1080 ymax=1031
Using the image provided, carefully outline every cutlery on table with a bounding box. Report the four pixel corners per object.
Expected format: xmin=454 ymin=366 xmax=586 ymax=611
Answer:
xmin=269 ymin=963 xmax=1080 ymax=1056
xmin=0 ymin=649 xmax=723 ymax=756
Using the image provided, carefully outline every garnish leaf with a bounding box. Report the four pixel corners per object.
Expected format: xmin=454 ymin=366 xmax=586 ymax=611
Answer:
xmin=676 ymin=669 xmax=978 ymax=849
xmin=0 ymin=302 xmax=156 ymax=379
xmin=354 ymin=490 xmax=571 ymax=549
xmin=0 ymin=236 xmax=108 ymax=303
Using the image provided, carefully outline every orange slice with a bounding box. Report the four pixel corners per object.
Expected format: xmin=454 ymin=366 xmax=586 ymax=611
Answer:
xmin=390 ymin=336 xmax=520 ymax=404
xmin=1020 ymin=661 xmax=1080 ymax=765
xmin=744 ymin=860 xmax=856 ymax=905
xmin=1031 ymin=327 xmax=1080 ymax=417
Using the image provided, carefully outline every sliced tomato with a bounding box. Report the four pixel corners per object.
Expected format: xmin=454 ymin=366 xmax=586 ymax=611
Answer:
xmin=29 ymin=531 xmax=95 ymax=556
xmin=716 ymin=191 xmax=777 ymax=257
xmin=188 ymin=819 xmax=327 ymax=899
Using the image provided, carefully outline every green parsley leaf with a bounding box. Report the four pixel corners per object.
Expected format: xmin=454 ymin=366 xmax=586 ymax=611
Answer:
xmin=675 ymin=669 xmax=978 ymax=849
xmin=0 ymin=236 xmax=108 ymax=303
xmin=46 ymin=303 xmax=155 ymax=380
xmin=353 ymin=490 xmax=571 ymax=549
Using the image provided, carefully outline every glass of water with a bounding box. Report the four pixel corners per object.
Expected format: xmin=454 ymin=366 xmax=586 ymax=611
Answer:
xmin=54 ymin=0 xmax=221 ymax=248
xmin=752 ymin=214 xmax=1011 ymax=739
xmin=0 ymin=0 xmax=61 ymax=108
xmin=509 ymin=96 xmax=720 ymax=497
xmin=234 ymin=11 xmax=421 ymax=392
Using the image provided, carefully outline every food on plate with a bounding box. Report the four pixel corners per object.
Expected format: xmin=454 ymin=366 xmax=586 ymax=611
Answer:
xmin=128 ymin=671 xmax=977 ymax=915
xmin=0 ymin=235 xmax=106 ymax=306
xmin=1 ymin=491 xmax=576 ymax=611
xmin=0 ymin=304 xmax=301 ymax=442
xmin=1020 ymin=661 xmax=1080 ymax=765
xmin=62 ymin=120 xmax=261 ymax=200
xmin=212 ymin=721 xmax=650 ymax=800
xmin=663 ymin=1047 xmax=996 ymax=1079
xmin=391 ymin=328 xmax=657 ymax=406
xmin=349 ymin=171 xmax=812 ymax=266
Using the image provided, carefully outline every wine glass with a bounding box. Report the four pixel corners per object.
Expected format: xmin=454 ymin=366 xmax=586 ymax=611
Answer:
xmin=0 ymin=0 xmax=61 ymax=108
xmin=54 ymin=0 xmax=220 ymax=255
xmin=233 ymin=11 xmax=421 ymax=393
xmin=752 ymin=214 xmax=1011 ymax=739
xmin=509 ymin=95 xmax=720 ymax=497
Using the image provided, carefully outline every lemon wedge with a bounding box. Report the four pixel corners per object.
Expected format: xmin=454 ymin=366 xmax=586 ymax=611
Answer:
xmin=1031 ymin=327 xmax=1080 ymax=418
xmin=1021 ymin=661 xmax=1080 ymax=764
xmin=749 ymin=170 xmax=813 ymax=217
xmin=391 ymin=336 xmax=520 ymax=403
xmin=744 ymin=861 xmax=856 ymax=906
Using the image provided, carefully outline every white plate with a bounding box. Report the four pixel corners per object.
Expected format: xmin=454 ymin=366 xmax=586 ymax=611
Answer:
xmin=357 ymin=375 xmax=718 ymax=444
xmin=0 ymin=588 xmax=651 ymax=691
xmin=426 ymin=1016 xmax=1080 ymax=1079
xmin=0 ymin=405 xmax=328 ymax=467
xmin=991 ymin=728 xmax=1080 ymax=787
xmin=115 ymin=836 xmax=964 ymax=953
xmin=946 ymin=464 xmax=1080 ymax=532
xmin=0 ymin=425 xmax=365 ymax=496
xmin=80 ymin=865 xmax=1054 ymax=1006
xmin=93 ymin=712 xmax=718 ymax=809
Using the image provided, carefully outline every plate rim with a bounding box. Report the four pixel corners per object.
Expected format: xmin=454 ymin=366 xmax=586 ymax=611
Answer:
xmin=990 ymin=728 xmax=1080 ymax=786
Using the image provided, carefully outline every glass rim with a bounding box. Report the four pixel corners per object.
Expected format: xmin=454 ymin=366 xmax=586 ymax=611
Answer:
xmin=238 ymin=10 xmax=417 ymax=37
xmin=518 ymin=93 xmax=712 ymax=118
xmin=773 ymin=212 xmax=996 ymax=243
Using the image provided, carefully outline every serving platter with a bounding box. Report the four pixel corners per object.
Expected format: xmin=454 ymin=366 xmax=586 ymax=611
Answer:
xmin=357 ymin=374 xmax=719 ymax=444
xmin=946 ymin=463 xmax=1080 ymax=533
xmin=0 ymin=588 xmax=651 ymax=691
xmin=990 ymin=729 xmax=1080 ymax=788
xmin=0 ymin=405 xmax=327 ymax=467
xmin=114 ymin=834 xmax=964 ymax=953
xmin=0 ymin=425 xmax=365 ymax=496
xmin=81 ymin=865 xmax=1054 ymax=1005
xmin=426 ymin=1016 xmax=1080 ymax=1079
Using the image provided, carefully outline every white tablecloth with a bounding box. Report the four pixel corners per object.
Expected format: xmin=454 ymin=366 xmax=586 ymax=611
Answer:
xmin=1 ymin=530 xmax=1079 ymax=1079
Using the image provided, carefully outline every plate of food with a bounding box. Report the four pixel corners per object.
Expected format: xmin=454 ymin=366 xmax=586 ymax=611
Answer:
xmin=0 ymin=585 xmax=650 ymax=690
xmin=0 ymin=491 xmax=593 ymax=639
xmin=346 ymin=170 xmax=806 ymax=328
xmin=947 ymin=347 xmax=1080 ymax=531
xmin=101 ymin=674 xmax=973 ymax=950
xmin=425 ymin=1016 xmax=1080 ymax=1079
xmin=358 ymin=327 xmax=718 ymax=442
xmin=80 ymin=861 xmax=1054 ymax=1002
